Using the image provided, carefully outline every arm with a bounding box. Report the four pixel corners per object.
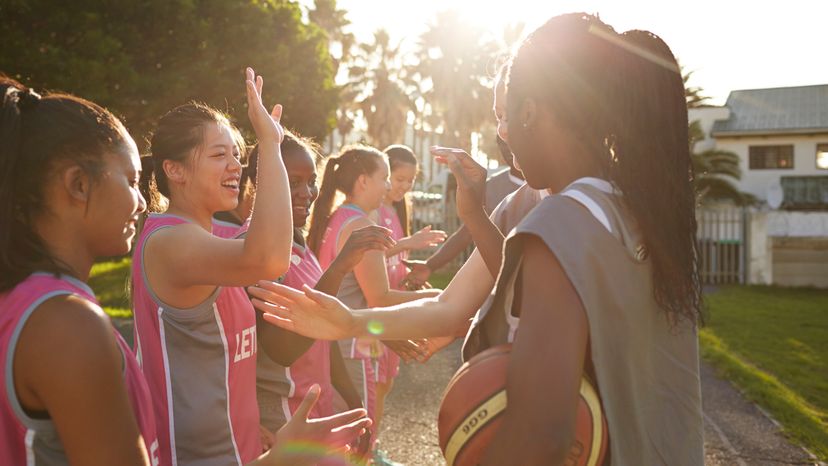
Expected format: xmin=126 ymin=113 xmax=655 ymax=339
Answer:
xmin=344 ymin=217 xmax=439 ymax=308
xmin=148 ymin=68 xmax=292 ymax=289
xmin=329 ymin=344 xmax=363 ymax=410
xmin=432 ymin=147 xmax=504 ymax=277
xmin=250 ymin=248 xmax=495 ymax=341
xmin=258 ymin=225 xmax=396 ymax=366
xmin=426 ymin=225 xmax=472 ymax=270
xmin=482 ymin=235 xmax=589 ymax=465
xmin=383 ymin=225 xmax=447 ymax=258
xmin=14 ymin=296 xmax=149 ymax=466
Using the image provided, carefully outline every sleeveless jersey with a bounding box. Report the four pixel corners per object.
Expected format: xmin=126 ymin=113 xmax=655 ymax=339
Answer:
xmin=132 ymin=213 xmax=261 ymax=466
xmin=1 ymin=273 xmax=159 ymax=465
xmin=377 ymin=204 xmax=407 ymax=290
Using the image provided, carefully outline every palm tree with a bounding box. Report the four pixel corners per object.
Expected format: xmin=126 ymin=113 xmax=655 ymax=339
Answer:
xmin=689 ymin=120 xmax=748 ymax=204
xmin=413 ymin=10 xmax=499 ymax=151
xmin=347 ymin=29 xmax=412 ymax=149
xmin=684 ymin=69 xmax=711 ymax=109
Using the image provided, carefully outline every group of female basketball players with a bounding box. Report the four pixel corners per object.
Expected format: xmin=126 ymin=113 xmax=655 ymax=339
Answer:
xmin=1 ymin=12 xmax=704 ymax=466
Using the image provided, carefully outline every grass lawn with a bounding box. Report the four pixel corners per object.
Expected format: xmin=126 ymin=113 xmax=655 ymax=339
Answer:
xmin=89 ymin=257 xmax=132 ymax=319
xmin=701 ymin=285 xmax=828 ymax=460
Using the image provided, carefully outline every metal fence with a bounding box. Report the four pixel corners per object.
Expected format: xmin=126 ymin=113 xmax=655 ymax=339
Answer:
xmin=696 ymin=206 xmax=748 ymax=284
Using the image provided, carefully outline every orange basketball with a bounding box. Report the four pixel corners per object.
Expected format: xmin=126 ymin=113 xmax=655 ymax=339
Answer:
xmin=438 ymin=344 xmax=608 ymax=466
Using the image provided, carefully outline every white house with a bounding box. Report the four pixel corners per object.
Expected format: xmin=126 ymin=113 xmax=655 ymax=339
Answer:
xmin=690 ymin=84 xmax=828 ymax=208
xmin=691 ymin=85 xmax=828 ymax=288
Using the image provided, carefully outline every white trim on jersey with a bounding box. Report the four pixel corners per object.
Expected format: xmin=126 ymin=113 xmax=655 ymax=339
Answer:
xmin=25 ymin=429 xmax=35 ymax=466
xmin=562 ymin=189 xmax=613 ymax=234
xmin=157 ymin=306 xmax=179 ymax=466
xmin=213 ymin=306 xmax=243 ymax=466
xmin=282 ymin=366 xmax=296 ymax=421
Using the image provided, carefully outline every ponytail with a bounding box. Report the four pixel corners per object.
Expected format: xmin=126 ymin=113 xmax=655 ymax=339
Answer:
xmin=0 ymin=76 xmax=129 ymax=291
xmin=307 ymin=144 xmax=385 ymax=254
xmin=612 ymin=30 xmax=702 ymax=324
xmin=307 ymin=156 xmax=341 ymax=254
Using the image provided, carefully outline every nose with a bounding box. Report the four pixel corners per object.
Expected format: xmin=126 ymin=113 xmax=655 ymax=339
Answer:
xmin=137 ymin=189 xmax=147 ymax=214
xmin=230 ymin=154 xmax=242 ymax=173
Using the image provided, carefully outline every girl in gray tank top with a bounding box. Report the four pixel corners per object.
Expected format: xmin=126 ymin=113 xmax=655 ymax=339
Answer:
xmin=474 ymin=14 xmax=704 ymax=465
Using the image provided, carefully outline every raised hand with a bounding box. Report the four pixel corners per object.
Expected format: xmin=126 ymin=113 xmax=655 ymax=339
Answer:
xmin=405 ymin=225 xmax=448 ymax=250
xmin=431 ymin=146 xmax=487 ymax=221
xmin=248 ymin=281 xmax=356 ymax=340
xmin=331 ymin=225 xmax=395 ymax=274
xmin=245 ymin=67 xmax=285 ymax=144
xmin=270 ymin=385 xmax=371 ymax=465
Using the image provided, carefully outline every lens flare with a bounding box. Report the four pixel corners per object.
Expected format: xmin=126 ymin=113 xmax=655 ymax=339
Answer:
xmin=367 ymin=320 xmax=384 ymax=335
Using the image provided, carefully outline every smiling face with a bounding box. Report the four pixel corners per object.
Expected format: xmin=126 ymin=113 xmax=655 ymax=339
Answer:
xmin=284 ymin=148 xmax=319 ymax=228
xmin=166 ymin=122 xmax=243 ymax=214
xmin=83 ymin=133 xmax=147 ymax=256
xmin=387 ymin=162 xmax=416 ymax=204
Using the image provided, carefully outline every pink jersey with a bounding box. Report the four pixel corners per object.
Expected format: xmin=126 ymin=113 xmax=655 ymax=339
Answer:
xmin=132 ymin=213 xmax=260 ymax=466
xmin=257 ymin=241 xmax=336 ymax=430
xmin=317 ymin=205 xmax=380 ymax=360
xmin=0 ymin=273 xmax=159 ymax=465
xmin=212 ymin=217 xmax=248 ymax=239
xmin=377 ymin=204 xmax=408 ymax=291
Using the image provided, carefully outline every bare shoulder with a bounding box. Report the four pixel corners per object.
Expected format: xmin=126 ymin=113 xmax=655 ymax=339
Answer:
xmin=340 ymin=215 xmax=375 ymax=238
xmin=13 ymin=294 xmax=122 ymax=408
xmin=18 ymin=294 xmax=118 ymax=362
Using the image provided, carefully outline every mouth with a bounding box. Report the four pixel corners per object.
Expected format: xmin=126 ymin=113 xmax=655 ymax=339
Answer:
xmin=221 ymin=178 xmax=240 ymax=193
xmin=293 ymin=205 xmax=310 ymax=217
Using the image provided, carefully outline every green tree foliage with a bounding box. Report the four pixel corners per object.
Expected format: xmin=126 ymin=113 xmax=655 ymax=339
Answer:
xmin=0 ymin=0 xmax=338 ymax=148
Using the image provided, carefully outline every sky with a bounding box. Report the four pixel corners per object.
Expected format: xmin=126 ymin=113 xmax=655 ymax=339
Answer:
xmin=303 ymin=0 xmax=827 ymax=105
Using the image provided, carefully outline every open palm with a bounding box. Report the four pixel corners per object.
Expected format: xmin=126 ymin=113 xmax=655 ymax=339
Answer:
xmin=248 ymin=281 xmax=356 ymax=341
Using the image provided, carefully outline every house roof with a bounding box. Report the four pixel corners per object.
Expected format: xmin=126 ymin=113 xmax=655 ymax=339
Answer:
xmin=711 ymin=84 xmax=828 ymax=136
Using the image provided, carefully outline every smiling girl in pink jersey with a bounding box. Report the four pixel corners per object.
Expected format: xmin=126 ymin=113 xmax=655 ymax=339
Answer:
xmin=132 ymin=68 xmax=369 ymax=466
xmin=0 ymin=77 xmax=158 ymax=465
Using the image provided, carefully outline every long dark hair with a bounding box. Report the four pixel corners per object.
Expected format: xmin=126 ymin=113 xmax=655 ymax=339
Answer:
xmin=141 ymin=102 xmax=245 ymax=212
xmin=508 ymin=14 xmax=701 ymax=324
xmin=306 ymin=145 xmax=385 ymax=254
xmin=383 ymin=144 xmax=418 ymax=237
xmin=0 ymin=77 xmax=130 ymax=291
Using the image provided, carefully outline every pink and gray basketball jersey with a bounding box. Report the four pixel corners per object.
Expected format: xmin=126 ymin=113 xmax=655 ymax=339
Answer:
xmin=132 ymin=213 xmax=261 ymax=466
xmin=1 ymin=273 xmax=159 ymax=465
xmin=317 ymin=205 xmax=377 ymax=360
xmin=257 ymin=241 xmax=335 ymax=431
xmin=377 ymin=204 xmax=407 ymax=291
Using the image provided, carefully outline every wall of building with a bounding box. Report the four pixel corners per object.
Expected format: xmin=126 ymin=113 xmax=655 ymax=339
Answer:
xmin=714 ymin=134 xmax=828 ymax=202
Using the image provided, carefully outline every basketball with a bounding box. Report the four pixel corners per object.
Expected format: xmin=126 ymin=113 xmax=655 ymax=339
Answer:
xmin=438 ymin=344 xmax=608 ymax=466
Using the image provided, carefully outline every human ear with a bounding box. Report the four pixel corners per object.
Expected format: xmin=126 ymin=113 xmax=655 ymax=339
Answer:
xmin=62 ymin=165 xmax=93 ymax=203
xmin=163 ymin=159 xmax=187 ymax=186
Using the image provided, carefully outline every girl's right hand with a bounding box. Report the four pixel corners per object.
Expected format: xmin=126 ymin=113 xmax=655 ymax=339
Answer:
xmin=248 ymin=281 xmax=357 ymax=340
xmin=245 ymin=67 xmax=285 ymax=144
